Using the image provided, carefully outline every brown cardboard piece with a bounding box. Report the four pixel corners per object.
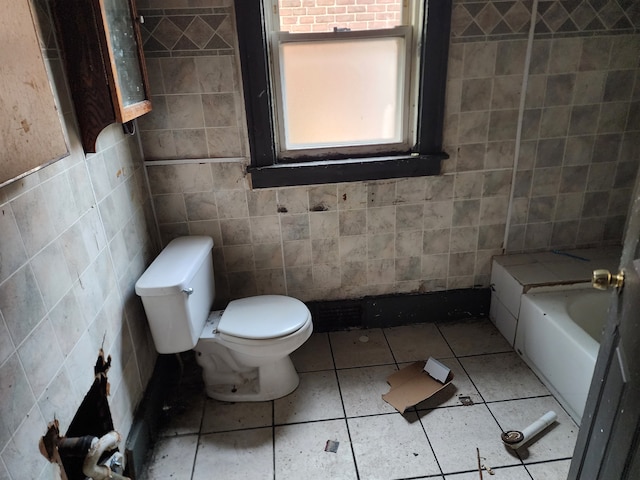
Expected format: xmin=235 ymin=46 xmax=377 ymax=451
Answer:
xmin=382 ymin=359 xmax=454 ymax=413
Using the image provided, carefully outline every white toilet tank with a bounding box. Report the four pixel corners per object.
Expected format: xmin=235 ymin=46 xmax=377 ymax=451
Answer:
xmin=135 ymin=236 xmax=215 ymax=354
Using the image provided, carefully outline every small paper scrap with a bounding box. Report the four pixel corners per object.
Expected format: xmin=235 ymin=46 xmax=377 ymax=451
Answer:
xmin=324 ymin=440 xmax=339 ymax=453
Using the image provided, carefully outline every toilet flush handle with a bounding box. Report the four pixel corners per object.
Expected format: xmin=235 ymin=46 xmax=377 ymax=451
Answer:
xmin=182 ymin=287 xmax=194 ymax=296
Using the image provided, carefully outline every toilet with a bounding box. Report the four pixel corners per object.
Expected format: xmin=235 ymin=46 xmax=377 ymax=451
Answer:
xmin=135 ymin=236 xmax=313 ymax=401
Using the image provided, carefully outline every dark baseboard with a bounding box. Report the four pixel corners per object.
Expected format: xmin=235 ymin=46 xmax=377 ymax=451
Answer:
xmin=307 ymin=287 xmax=491 ymax=332
xmin=124 ymin=287 xmax=490 ymax=477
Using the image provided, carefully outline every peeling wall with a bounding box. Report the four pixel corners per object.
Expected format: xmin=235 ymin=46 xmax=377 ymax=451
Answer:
xmin=0 ymin=1 xmax=159 ymax=478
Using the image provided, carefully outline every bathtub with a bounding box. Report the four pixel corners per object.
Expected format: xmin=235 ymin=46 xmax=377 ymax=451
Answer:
xmin=515 ymin=286 xmax=611 ymax=423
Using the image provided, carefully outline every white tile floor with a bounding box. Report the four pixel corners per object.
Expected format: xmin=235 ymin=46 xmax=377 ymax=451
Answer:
xmin=143 ymin=318 xmax=577 ymax=480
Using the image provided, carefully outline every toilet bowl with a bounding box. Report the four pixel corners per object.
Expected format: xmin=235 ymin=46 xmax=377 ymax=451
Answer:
xmin=135 ymin=236 xmax=313 ymax=401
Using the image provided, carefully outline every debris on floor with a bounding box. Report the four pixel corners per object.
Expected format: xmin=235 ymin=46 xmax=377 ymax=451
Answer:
xmin=324 ymin=440 xmax=340 ymax=453
xmin=476 ymin=449 xmax=495 ymax=476
xmin=382 ymin=357 xmax=454 ymax=413
xmin=459 ymin=395 xmax=474 ymax=406
xmin=501 ymin=410 xmax=558 ymax=449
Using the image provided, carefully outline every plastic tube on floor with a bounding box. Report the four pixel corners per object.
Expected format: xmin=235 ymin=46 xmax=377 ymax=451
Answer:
xmin=501 ymin=411 xmax=557 ymax=450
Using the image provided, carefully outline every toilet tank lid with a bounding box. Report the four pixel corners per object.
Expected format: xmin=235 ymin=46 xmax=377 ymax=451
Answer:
xmin=218 ymin=295 xmax=310 ymax=339
xmin=135 ymin=236 xmax=214 ymax=297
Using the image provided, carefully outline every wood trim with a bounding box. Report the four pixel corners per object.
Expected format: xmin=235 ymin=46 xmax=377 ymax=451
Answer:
xmin=417 ymin=0 xmax=452 ymax=154
xmin=51 ymin=0 xmax=115 ymax=152
xmin=248 ymin=154 xmax=445 ymax=188
xmin=234 ymin=1 xmax=276 ymax=168
xmin=234 ymin=0 xmax=452 ymax=185
xmin=51 ymin=0 xmax=152 ymax=152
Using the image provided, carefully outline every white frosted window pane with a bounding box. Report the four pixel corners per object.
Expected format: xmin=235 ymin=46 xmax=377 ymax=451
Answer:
xmin=279 ymin=37 xmax=405 ymax=150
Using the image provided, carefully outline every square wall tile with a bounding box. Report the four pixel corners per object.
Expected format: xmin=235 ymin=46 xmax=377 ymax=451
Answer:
xmin=0 ymin=265 xmax=46 ymax=347
xmin=0 ymin=205 xmax=27 ymax=284
xmin=0 ymin=354 xmax=37 ymax=450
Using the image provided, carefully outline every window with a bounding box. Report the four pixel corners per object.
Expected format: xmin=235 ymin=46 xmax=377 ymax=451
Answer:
xmin=234 ymin=0 xmax=452 ymax=188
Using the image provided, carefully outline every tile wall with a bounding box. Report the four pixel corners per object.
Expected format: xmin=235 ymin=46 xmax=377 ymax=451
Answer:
xmin=137 ymin=0 xmax=640 ymax=305
xmin=0 ymin=1 xmax=159 ymax=478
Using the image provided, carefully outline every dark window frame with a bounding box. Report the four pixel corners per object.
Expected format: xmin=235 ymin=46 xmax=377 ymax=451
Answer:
xmin=234 ymin=0 xmax=452 ymax=188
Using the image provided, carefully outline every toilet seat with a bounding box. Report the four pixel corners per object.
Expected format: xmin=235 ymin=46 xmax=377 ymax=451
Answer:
xmin=217 ymin=295 xmax=310 ymax=340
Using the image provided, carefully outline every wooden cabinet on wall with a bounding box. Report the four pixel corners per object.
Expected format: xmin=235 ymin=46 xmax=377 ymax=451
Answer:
xmin=1 ymin=0 xmax=69 ymax=188
xmin=51 ymin=0 xmax=152 ymax=153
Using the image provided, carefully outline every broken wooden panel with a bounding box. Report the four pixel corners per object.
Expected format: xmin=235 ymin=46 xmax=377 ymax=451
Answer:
xmin=0 ymin=0 xmax=68 ymax=187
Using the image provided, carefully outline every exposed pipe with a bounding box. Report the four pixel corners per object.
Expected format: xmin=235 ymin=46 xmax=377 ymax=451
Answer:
xmin=501 ymin=411 xmax=558 ymax=450
xmin=82 ymin=432 xmax=131 ymax=480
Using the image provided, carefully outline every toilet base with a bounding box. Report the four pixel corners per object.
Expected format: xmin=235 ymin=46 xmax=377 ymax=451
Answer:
xmin=203 ymin=355 xmax=300 ymax=402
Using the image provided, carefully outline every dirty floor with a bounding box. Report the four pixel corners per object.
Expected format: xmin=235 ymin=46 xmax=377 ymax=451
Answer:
xmin=143 ymin=318 xmax=577 ymax=479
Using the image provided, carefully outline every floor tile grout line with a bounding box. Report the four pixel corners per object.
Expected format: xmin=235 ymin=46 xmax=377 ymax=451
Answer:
xmin=273 ymin=416 xmax=352 ymax=428
xmin=523 ymin=457 xmax=574 ymax=480
xmin=454 ymin=349 xmax=580 ymax=430
xmin=381 ymin=327 xmax=447 ymax=478
xmin=433 ymin=322 xmax=535 ymax=471
xmin=434 ymin=322 xmax=493 ymax=407
xmin=380 ymin=327 xmax=402 ymax=369
xmin=327 ymin=330 xmax=361 ymax=480
xmin=271 ymin=400 xmax=276 ymax=480
xmin=198 ymin=424 xmax=274 ymax=438
xmin=391 ymin=473 xmax=446 ymax=480
xmin=151 ymin=322 xmax=577 ymax=479
xmin=443 ymin=343 xmax=531 ymax=468
xmin=452 ymin=349 xmax=516 ymax=359
xmin=193 ymin=396 xmax=566 ymax=437
xmin=479 ymin=395 xmax=529 ymax=468
xmin=415 ymin=409 xmax=446 ymax=478
xmin=440 ymin=461 xmax=534 ymax=478
xmin=191 ymin=390 xmax=209 ymax=480
xmin=524 ymin=456 xmax=574 ymax=465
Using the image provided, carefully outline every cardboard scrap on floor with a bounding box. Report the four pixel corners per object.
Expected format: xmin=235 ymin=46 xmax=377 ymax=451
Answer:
xmin=382 ymin=357 xmax=454 ymax=413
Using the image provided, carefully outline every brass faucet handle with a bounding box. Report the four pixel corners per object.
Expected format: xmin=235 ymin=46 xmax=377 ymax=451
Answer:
xmin=592 ymin=269 xmax=624 ymax=290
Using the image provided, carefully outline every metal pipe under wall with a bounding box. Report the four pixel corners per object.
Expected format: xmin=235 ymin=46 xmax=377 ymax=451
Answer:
xmin=82 ymin=431 xmax=130 ymax=480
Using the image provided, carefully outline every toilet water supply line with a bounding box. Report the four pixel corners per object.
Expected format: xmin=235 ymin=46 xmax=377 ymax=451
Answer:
xmin=502 ymin=0 xmax=539 ymax=252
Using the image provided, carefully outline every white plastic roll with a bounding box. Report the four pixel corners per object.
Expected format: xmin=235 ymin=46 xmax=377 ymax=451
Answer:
xmin=502 ymin=410 xmax=557 ymax=450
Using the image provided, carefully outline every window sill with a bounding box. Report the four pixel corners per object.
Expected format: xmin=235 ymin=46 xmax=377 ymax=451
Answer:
xmin=247 ymin=153 xmax=447 ymax=188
